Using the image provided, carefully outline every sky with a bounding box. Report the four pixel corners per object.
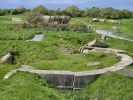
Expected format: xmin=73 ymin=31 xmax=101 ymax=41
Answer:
xmin=0 ymin=0 xmax=133 ymax=11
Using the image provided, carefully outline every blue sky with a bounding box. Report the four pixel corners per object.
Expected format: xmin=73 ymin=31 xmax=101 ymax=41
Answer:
xmin=0 ymin=0 xmax=133 ymax=10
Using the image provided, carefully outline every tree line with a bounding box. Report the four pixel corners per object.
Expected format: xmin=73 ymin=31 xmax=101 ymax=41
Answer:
xmin=31 ymin=5 xmax=133 ymax=19
xmin=0 ymin=5 xmax=133 ymax=19
xmin=0 ymin=6 xmax=30 ymax=16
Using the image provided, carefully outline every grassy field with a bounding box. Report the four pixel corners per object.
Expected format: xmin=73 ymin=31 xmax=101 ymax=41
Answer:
xmin=0 ymin=30 xmax=120 ymax=71
xmin=70 ymin=17 xmax=133 ymax=39
xmin=0 ymin=14 xmax=133 ymax=100
xmin=0 ymin=13 xmax=28 ymax=23
xmin=32 ymin=52 xmax=120 ymax=71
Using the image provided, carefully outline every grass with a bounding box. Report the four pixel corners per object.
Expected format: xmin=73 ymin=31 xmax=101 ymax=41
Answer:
xmin=0 ymin=28 xmax=35 ymax=40
xmin=70 ymin=17 xmax=133 ymax=39
xmin=0 ymin=30 xmax=120 ymax=71
xmin=0 ymin=64 xmax=18 ymax=79
xmin=0 ymin=72 xmax=66 ymax=100
xmin=118 ymin=19 xmax=133 ymax=39
xmin=71 ymin=72 xmax=133 ymax=100
xmin=32 ymin=52 xmax=120 ymax=71
xmin=0 ymin=13 xmax=28 ymax=23
xmin=0 ymin=14 xmax=133 ymax=99
xmin=0 ymin=26 xmax=45 ymax=40
xmin=125 ymin=65 xmax=133 ymax=70
xmin=0 ymin=71 xmax=133 ymax=100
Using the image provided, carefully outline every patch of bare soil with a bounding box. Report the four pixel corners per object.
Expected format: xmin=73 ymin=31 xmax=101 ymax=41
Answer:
xmin=58 ymin=45 xmax=74 ymax=54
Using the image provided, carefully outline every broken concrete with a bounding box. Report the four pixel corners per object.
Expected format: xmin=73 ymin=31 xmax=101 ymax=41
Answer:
xmin=0 ymin=52 xmax=14 ymax=64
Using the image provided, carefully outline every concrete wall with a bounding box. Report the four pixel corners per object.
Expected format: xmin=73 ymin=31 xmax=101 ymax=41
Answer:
xmin=39 ymin=73 xmax=100 ymax=89
xmin=40 ymin=74 xmax=74 ymax=87
xmin=74 ymin=74 xmax=100 ymax=88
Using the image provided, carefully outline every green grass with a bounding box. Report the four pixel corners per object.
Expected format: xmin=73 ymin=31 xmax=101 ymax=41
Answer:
xmin=1 ymin=30 xmax=132 ymax=71
xmin=0 ymin=28 xmax=38 ymax=40
xmin=0 ymin=64 xmax=18 ymax=79
xmin=117 ymin=19 xmax=133 ymax=39
xmin=0 ymin=72 xmax=66 ymax=100
xmin=125 ymin=65 xmax=133 ymax=70
xmin=69 ymin=17 xmax=119 ymax=31
xmin=0 ymin=13 xmax=28 ymax=23
xmin=0 ymin=30 xmax=120 ymax=71
xmin=71 ymin=72 xmax=133 ymax=100
xmin=32 ymin=52 xmax=120 ymax=71
xmin=0 ymin=14 xmax=133 ymax=99
xmin=0 ymin=13 xmax=39 ymax=40
xmin=106 ymin=38 xmax=133 ymax=57
xmin=0 ymin=71 xmax=133 ymax=100
xmin=70 ymin=17 xmax=133 ymax=39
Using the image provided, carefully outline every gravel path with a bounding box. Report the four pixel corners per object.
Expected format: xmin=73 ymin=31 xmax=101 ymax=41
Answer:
xmin=95 ymin=29 xmax=133 ymax=42
xmin=76 ymin=21 xmax=133 ymax=41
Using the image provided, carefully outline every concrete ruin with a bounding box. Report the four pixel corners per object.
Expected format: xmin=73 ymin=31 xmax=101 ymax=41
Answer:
xmin=108 ymin=20 xmax=121 ymax=24
xmin=12 ymin=17 xmax=22 ymax=22
xmin=3 ymin=47 xmax=133 ymax=90
xmin=41 ymin=15 xmax=71 ymax=24
xmin=92 ymin=18 xmax=105 ymax=22
xmin=0 ymin=52 xmax=14 ymax=64
xmin=80 ymin=40 xmax=108 ymax=52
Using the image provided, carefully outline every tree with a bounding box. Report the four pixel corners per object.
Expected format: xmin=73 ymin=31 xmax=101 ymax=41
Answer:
xmin=0 ymin=9 xmax=5 ymax=15
xmin=122 ymin=9 xmax=132 ymax=18
xmin=99 ymin=8 xmax=114 ymax=19
xmin=53 ymin=8 xmax=63 ymax=15
xmin=32 ymin=5 xmax=48 ymax=15
xmin=85 ymin=7 xmax=100 ymax=17
xmin=0 ymin=9 xmax=9 ymax=16
xmin=27 ymin=12 xmax=43 ymax=27
xmin=65 ymin=5 xmax=80 ymax=17
xmin=10 ymin=9 xmax=18 ymax=15
xmin=16 ymin=6 xmax=28 ymax=14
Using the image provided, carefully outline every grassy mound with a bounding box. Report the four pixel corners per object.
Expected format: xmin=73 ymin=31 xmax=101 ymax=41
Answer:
xmin=32 ymin=52 xmax=120 ymax=71
xmin=0 ymin=72 xmax=66 ymax=100
xmin=0 ymin=71 xmax=133 ymax=100
xmin=72 ymin=73 xmax=133 ymax=100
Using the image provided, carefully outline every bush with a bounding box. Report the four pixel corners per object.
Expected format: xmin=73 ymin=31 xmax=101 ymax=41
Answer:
xmin=27 ymin=22 xmax=92 ymax=32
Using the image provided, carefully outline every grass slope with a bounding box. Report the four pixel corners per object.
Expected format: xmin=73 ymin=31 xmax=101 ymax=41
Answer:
xmin=71 ymin=73 xmax=133 ymax=100
xmin=0 ymin=72 xmax=133 ymax=100
xmin=0 ymin=72 xmax=66 ymax=100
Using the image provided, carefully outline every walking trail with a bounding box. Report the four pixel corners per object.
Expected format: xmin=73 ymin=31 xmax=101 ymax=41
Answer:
xmin=95 ymin=29 xmax=133 ymax=42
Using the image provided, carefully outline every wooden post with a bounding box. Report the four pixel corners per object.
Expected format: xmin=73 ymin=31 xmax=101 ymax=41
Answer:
xmin=95 ymin=90 xmax=99 ymax=100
